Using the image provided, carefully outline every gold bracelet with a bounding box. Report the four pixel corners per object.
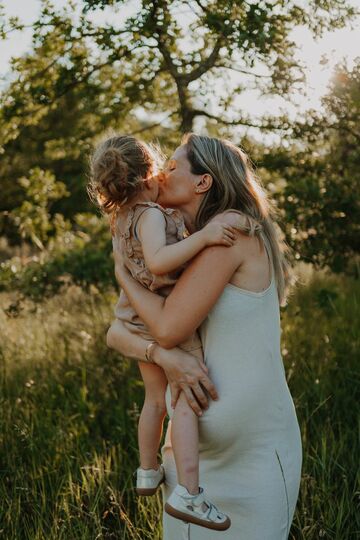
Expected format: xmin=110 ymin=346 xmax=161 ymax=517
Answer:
xmin=145 ymin=341 xmax=158 ymax=364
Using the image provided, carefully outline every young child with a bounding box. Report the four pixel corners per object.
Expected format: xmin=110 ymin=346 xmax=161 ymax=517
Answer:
xmin=88 ymin=134 xmax=233 ymax=531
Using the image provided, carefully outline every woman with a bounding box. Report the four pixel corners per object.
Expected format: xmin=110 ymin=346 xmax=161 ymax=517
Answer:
xmin=107 ymin=134 xmax=302 ymax=539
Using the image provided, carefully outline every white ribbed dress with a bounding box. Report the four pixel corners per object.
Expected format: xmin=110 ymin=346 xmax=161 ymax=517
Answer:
xmin=161 ymin=272 xmax=302 ymax=540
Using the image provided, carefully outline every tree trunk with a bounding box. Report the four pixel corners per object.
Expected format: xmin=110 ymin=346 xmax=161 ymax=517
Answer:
xmin=175 ymin=79 xmax=195 ymax=133
xmin=180 ymin=108 xmax=195 ymax=133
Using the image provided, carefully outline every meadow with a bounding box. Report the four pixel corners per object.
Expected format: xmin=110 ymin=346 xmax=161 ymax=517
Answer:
xmin=0 ymin=269 xmax=359 ymax=539
xmin=1 ymin=0 xmax=359 ymax=537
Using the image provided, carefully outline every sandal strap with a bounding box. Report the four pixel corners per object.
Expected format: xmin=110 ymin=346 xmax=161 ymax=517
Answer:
xmin=205 ymin=502 xmax=224 ymax=522
xmin=190 ymin=490 xmax=205 ymax=506
xmin=176 ymin=486 xmax=205 ymax=506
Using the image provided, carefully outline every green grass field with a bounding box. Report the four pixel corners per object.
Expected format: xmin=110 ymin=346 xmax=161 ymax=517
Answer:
xmin=0 ymin=271 xmax=359 ymax=539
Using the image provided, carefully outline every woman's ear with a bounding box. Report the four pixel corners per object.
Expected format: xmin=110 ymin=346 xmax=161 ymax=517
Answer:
xmin=195 ymin=173 xmax=213 ymax=194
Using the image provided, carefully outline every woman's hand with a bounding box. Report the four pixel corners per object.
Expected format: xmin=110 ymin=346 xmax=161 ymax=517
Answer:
xmin=154 ymin=346 xmax=219 ymax=416
xmin=107 ymin=319 xmax=218 ymax=416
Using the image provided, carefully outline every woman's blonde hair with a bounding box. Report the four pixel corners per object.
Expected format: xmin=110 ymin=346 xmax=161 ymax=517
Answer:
xmin=182 ymin=133 xmax=292 ymax=304
xmin=88 ymin=135 xmax=162 ymax=213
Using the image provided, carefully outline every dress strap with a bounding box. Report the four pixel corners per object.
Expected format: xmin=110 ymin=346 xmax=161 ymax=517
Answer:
xmin=132 ymin=202 xmax=185 ymax=242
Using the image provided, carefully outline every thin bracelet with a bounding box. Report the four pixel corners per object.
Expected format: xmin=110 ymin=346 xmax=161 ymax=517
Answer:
xmin=145 ymin=341 xmax=158 ymax=364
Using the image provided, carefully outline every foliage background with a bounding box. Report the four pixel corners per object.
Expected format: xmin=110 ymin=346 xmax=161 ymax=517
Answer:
xmin=0 ymin=1 xmax=359 ymax=538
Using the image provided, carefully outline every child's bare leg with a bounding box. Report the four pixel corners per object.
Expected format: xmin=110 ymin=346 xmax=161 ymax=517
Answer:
xmin=171 ymin=345 xmax=203 ymax=494
xmin=166 ymin=348 xmax=231 ymax=528
xmin=138 ymin=361 xmax=168 ymax=470
xmin=171 ymin=390 xmax=199 ymax=494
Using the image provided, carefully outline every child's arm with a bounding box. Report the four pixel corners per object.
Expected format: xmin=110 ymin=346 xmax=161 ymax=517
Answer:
xmin=137 ymin=207 xmax=237 ymax=276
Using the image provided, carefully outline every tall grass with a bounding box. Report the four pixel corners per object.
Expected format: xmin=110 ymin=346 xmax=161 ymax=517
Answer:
xmin=0 ymin=272 xmax=358 ymax=539
xmin=283 ymin=272 xmax=359 ymax=539
xmin=0 ymin=286 xmax=162 ymax=539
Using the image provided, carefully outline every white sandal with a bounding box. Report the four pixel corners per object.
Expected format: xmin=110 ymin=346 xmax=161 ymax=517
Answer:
xmin=165 ymin=484 xmax=231 ymax=531
xmin=136 ymin=464 xmax=165 ymax=496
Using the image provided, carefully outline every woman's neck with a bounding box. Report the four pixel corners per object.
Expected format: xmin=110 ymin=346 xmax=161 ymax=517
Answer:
xmin=180 ymin=208 xmax=196 ymax=233
xmin=176 ymin=197 xmax=202 ymax=233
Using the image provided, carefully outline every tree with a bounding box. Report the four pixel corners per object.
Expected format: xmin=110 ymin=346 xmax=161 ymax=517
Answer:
xmin=0 ymin=5 xmax=150 ymax=232
xmin=260 ymin=60 xmax=360 ymax=272
xmin=0 ymin=0 xmax=358 ymax=265
xmin=1 ymin=0 xmax=357 ymax=138
xmin=10 ymin=167 xmax=69 ymax=249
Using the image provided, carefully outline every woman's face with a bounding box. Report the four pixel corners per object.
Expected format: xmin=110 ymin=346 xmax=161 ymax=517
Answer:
xmin=156 ymin=145 xmax=198 ymax=208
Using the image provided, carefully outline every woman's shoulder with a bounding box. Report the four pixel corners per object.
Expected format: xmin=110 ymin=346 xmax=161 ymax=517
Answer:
xmin=211 ymin=210 xmax=262 ymax=237
xmin=209 ymin=210 xmax=248 ymax=231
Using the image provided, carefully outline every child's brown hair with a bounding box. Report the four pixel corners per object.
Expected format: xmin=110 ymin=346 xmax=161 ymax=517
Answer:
xmin=88 ymin=135 xmax=163 ymax=213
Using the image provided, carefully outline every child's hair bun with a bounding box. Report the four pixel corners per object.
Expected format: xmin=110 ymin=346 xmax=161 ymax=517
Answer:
xmin=88 ymin=134 xmax=162 ymax=213
xmin=99 ymin=147 xmax=130 ymax=206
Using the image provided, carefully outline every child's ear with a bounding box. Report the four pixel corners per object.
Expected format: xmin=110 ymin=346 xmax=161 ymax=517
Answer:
xmin=195 ymin=173 xmax=213 ymax=194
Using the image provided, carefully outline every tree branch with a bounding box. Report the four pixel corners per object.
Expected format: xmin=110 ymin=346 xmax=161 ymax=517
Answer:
xmin=326 ymin=122 xmax=360 ymax=142
xmin=28 ymin=44 xmax=75 ymax=81
xmin=129 ymin=112 xmax=177 ymax=136
xmin=11 ymin=56 xmax=124 ymax=119
xmin=192 ymin=0 xmax=211 ymax=15
xmin=149 ymin=0 xmax=180 ymax=80
xmin=192 ymin=109 xmax=290 ymax=131
xmin=214 ymin=63 xmax=272 ymax=79
xmin=157 ymin=38 xmax=180 ymax=79
xmin=182 ymin=37 xmax=223 ymax=83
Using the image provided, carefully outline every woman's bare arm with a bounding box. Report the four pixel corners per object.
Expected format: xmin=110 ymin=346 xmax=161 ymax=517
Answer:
xmin=106 ymin=319 xmax=218 ymax=415
xmin=114 ymin=240 xmax=241 ymax=348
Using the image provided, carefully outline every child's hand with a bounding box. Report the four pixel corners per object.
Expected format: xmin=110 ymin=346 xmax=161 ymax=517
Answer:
xmin=202 ymin=222 xmax=237 ymax=247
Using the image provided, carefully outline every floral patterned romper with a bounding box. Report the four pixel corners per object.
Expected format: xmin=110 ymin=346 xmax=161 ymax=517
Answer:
xmin=111 ymin=201 xmax=202 ymax=353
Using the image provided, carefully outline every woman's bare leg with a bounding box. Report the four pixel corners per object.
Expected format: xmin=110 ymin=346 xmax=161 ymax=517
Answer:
xmin=138 ymin=361 xmax=168 ymax=469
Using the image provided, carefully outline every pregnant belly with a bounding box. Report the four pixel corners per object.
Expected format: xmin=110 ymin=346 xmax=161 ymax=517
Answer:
xmin=198 ymin=361 xmax=298 ymax=456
